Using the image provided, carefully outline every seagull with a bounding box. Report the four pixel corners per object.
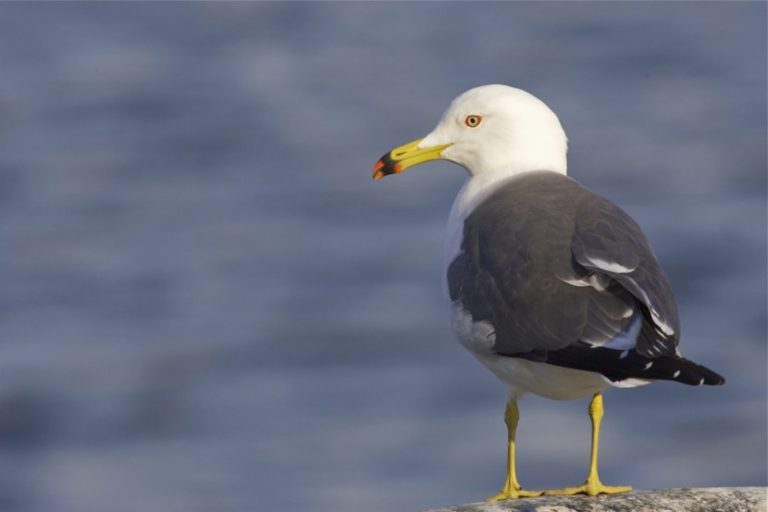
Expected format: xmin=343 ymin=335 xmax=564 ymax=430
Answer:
xmin=372 ymin=84 xmax=725 ymax=500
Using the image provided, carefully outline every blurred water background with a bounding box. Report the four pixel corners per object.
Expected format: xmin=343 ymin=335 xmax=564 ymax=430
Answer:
xmin=0 ymin=3 xmax=765 ymax=512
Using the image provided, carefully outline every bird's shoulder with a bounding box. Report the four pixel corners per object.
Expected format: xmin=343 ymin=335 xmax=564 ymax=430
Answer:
xmin=449 ymin=169 xmax=680 ymax=358
xmin=463 ymin=170 xmax=656 ymax=266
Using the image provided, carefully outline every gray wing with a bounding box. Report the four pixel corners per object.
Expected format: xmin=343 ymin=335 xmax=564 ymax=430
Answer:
xmin=571 ymin=194 xmax=679 ymax=357
xmin=447 ymin=172 xmax=678 ymax=361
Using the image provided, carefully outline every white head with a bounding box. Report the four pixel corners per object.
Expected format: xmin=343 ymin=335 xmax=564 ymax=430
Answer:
xmin=373 ymin=84 xmax=568 ymax=180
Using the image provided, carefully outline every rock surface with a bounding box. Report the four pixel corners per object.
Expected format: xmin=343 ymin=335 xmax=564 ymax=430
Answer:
xmin=425 ymin=487 xmax=767 ymax=512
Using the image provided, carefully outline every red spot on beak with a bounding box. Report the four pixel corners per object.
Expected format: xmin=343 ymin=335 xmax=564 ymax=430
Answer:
xmin=372 ymin=159 xmax=385 ymax=180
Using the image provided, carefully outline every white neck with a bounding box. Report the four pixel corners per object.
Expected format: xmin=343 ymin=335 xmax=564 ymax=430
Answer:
xmin=460 ymin=127 xmax=569 ymax=178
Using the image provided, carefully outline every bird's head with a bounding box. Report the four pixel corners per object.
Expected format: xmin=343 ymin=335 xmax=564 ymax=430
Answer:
xmin=373 ymin=84 xmax=568 ymax=180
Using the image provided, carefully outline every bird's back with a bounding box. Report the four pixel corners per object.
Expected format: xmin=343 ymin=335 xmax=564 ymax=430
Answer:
xmin=445 ymin=170 xmax=724 ymax=391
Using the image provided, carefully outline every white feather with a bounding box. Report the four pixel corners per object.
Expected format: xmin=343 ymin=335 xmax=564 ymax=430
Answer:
xmin=606 ymin=377 xmax=651 ymax=388
xmin=650 ymin=308 xmax=675 ymax=336
xmin=585 ymin=256 xmax=636 ymax=274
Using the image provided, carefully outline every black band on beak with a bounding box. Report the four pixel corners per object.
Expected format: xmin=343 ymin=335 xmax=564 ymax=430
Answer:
xmin=372 ymin=152 xmax=401 ymax=180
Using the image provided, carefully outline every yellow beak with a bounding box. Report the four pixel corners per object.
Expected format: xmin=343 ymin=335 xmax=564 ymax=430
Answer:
xmin=372 ymin=138 xmax=451 ymax=180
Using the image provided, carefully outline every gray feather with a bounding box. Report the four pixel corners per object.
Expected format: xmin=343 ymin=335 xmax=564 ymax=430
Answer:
xmin=447 ymin=171 xmax=679 ymax=361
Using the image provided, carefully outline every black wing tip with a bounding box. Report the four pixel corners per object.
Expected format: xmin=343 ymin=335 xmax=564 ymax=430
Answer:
xmin=671 ymin=357 xmax=725 ymax=386
xmin=509 ymin=344 xmax=727 ymax=387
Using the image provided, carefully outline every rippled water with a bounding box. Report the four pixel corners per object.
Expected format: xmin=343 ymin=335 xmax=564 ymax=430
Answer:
xmin=0 ymin=3 xmax=765 ymax=511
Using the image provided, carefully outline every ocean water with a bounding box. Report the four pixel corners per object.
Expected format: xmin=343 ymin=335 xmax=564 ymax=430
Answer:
xmin=0 ymin=3 xmax=765 ymax=512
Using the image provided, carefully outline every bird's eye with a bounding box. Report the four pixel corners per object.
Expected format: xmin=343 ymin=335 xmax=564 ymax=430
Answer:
xmin=464 ymin=114 xmax=483 ymax=128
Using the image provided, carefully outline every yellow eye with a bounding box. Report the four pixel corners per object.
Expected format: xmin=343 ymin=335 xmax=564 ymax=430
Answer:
xmin=464 ymin=114 xmax=482 ymax=128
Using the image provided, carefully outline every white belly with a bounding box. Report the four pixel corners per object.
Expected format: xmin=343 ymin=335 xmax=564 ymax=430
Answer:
xmin=475 ymin=353 xmax=612 ymax=401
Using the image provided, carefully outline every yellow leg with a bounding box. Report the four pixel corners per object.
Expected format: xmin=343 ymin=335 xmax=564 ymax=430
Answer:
xmin=544 ymin=392 xmax=632 ymax=496
xmin=487 ymin=399 xmax=542 ymax=501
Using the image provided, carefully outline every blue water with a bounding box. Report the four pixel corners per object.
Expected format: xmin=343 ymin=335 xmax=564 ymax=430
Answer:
xmin=0 ymin=3 xmax=765 ymax=511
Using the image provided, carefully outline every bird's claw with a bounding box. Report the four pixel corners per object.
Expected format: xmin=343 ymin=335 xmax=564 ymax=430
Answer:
xmin=487 ymin=486 xmax=543 ymax=501
xmin=542 ymin=479 xmax=632 ymax=497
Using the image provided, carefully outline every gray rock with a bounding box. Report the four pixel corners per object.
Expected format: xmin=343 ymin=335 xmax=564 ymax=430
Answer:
xmin=426 ymin=487 xmax=767 ymax=512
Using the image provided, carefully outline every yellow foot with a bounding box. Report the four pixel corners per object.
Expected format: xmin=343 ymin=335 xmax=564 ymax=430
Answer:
xmin=487 ymin=487 xmax=543 ymax=501
xmin=543 ymin=480 xmax=631 ymax=497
